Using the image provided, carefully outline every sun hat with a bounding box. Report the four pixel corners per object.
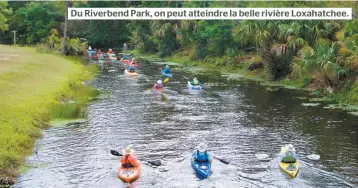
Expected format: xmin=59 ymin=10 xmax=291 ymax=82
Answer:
xmin=122 ymin=145 xmax=134 ymax=155
xmin=157 ymin=80 xmax=162 ymax=84
xmin=193 ymin=77 xmax=198 ymax=80
xmin=286 ymin=144 xmax=296 ymax=152
xmin=198 ymin=143 xmax=207 ymax=152
xmin=165 ymin=65 xmax=169 ymax=68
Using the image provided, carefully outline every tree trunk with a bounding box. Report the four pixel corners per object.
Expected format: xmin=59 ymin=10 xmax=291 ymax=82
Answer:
xmin=355 ymin=1 xmax=358 ymax=18
xmin=62 ymin=1 xmax=69 ymax=55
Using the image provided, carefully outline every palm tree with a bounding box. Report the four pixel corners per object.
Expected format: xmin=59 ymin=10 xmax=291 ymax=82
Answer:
xmin=234 ymin=21 xmax=272 ymax=55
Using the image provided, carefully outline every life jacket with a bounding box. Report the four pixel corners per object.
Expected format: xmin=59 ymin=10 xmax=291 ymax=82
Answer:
xmin=195 ymin=150 xmax=209 ymax=162
xmin=282 ymin=151 xmax=296 ymax=163
xmin=193 ymin=80 xmax=199 ymax=85
xmin=156 ymin=83 xmax=163 ymax=88
xmin=163 ymin=68 xmax=170 ymax=73
xmin=122 ymin=154 xmax=135 ymax=168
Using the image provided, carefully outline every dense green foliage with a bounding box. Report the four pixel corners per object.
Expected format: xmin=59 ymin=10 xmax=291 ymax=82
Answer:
xmin=0 ymin=2 xmax=12 ymax=33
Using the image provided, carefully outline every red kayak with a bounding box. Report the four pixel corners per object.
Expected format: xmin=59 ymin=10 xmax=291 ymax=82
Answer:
xmin=121 ymin=59 xmax=139 ymax=67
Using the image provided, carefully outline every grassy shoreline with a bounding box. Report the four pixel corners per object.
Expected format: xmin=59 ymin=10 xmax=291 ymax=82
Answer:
xmin=0 ymin=45 xmax=98 ymax=186
xmin=132 ymin=49 xmax=358 ymax=114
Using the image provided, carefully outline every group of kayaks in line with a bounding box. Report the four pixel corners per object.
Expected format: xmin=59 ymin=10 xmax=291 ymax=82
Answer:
xmin=88 ymin=48 xmax=299 ymax=184
xmin=88 ymin=47 xmax=203 ymax=91
xmin=111 ymin=143 xmax=299 ymax=185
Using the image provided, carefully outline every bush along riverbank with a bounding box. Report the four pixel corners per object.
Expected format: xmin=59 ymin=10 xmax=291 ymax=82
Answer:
xmin=0 ymin=45 xmax=99 ymax=187
xmin=132 ymin=48 xmax=358 ymax=116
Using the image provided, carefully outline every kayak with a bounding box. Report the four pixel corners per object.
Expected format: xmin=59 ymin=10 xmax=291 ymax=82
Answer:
xmin=125 ymin=70 xmax=138 ymax=76
xmin=153 ymin=87 xmax=164 ymax=93
xmin=279 ymin=146 xmax=299 ymax=178
xmin=161 ymin=70 xmax=172 ymax=77
xmin=99 ymin=59 xmax=105 ymax=64
xmin=121 ymin=59 xmax=139 ymax=67
xmin=187 ymin=81 xmax=201 ymax=90
xmin=117 ymin=164 xmax=141 ymax=183
xmin=191 ymin=152 xmax=211 ymax=179
xmin=121 ymin=59 xmax=130 ymax=64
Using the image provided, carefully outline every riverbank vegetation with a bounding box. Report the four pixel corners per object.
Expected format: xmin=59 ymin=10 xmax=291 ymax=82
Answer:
xmin=0 ymin=45 xmax=98 ymax=186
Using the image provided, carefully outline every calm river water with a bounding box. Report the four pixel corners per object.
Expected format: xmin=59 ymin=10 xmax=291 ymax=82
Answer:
xmin=12 ymin=58 xmax=358 ymax=188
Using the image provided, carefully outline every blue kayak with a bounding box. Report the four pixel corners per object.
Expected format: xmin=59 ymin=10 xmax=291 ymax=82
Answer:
xmin=161 ymin=70 xmax=172 ymax=77
xmin=187 ymin=81 xmax=201 ymax=90
xmin=191 ymin=153 xmax=211 ymax=179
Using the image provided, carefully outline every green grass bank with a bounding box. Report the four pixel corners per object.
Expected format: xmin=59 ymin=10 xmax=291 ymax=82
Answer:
xmin=0 ymin=45 xmax=98 ymax=186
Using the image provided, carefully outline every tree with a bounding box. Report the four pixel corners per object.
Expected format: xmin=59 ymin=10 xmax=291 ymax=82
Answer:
xmin=12 ymin=2 xmax=64 ymax=44
xmin=0 ymin=2 xmax=12 ymax=33
xmin=62 ymin=1 xmax=70 ymax=55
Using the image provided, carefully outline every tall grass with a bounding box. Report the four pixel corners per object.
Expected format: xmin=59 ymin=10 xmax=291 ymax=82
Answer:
xmin=0 ymin=45 xmax=98 ymax=186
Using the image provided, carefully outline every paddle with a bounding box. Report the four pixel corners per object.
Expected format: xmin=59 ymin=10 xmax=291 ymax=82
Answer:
xmin=213 ymin=156 xmax=229 ymax=165
xmin=110 ymin=150 xmax=161 ymax=166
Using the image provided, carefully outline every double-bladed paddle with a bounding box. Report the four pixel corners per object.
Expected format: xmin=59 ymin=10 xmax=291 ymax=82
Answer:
xmin=110 ymin=150 xmax=161 ymax=166
xmin=213 ymin=156 xmax=229 ymax=165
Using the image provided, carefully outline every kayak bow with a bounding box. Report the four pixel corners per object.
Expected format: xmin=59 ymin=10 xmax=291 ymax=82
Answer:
xmin=125 ymin=69 xmax=138 ymax=76
xmin=117 ymin=164 xmax=141 ymax=183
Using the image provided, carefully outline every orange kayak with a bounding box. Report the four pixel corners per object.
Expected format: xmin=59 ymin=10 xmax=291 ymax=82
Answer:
xmin=117 ymin=164 xmax=141 ymax=183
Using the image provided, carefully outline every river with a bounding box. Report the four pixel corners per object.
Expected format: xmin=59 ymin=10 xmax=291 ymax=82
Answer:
xmin=12 ymin=58 xmax=358 ymax=188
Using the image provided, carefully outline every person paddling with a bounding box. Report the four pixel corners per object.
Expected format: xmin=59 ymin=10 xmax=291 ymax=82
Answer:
xmin=131 ymin=58 xmax=136 ymax=63
xmin=120 ymin=146 xmax=140 ymax=168
xmin=97 ymin=49 xmax=103 ymax=57
xmin=193 ymin=143 xmax=213 ymax=163
xmin=190 ymin=77 xmax=201 ymax=86
xmin=162 ymin=65 xmax=171 ymax=74
xmin=280 ymin=144 xmax=297 ymax=163
xmin=154 ymin=80 xmax=164 ymax=89
xmin=108 ymin=48 xmax=113 ymax=54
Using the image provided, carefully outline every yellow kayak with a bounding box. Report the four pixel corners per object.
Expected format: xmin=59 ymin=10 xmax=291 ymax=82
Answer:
xmin=279 ymin=146 xmax=299 ymax=178
xmin=125 ymin=69 xmax=138 ymax=76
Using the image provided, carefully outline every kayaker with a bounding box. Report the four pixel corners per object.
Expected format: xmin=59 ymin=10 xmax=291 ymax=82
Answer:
xmin=108 ymin=48 xmax=113 ymax=53
xmin=120 ymin=146 xmax=140 ymax=168
xmin=131 ymin=58 xmax=136 ymax=64
xmin=123 ymin=55 xmax=128 ymax=60
xmin=193 ymin=143 xmax=213 ymax=163
xmin=190 ymin=77 xmax=201 ymax=86
xmin=162 ymin=65 xmax=171 ymax=74
xmin=280 ymin=144 xmax=297 ymax=163
xmin=154 ymin=80 xmax=164 ymax=89
xmin=97 ymin=49 xmax=103 ymax=57
xmin=129 ymin=65 xmax=136 ymax=72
